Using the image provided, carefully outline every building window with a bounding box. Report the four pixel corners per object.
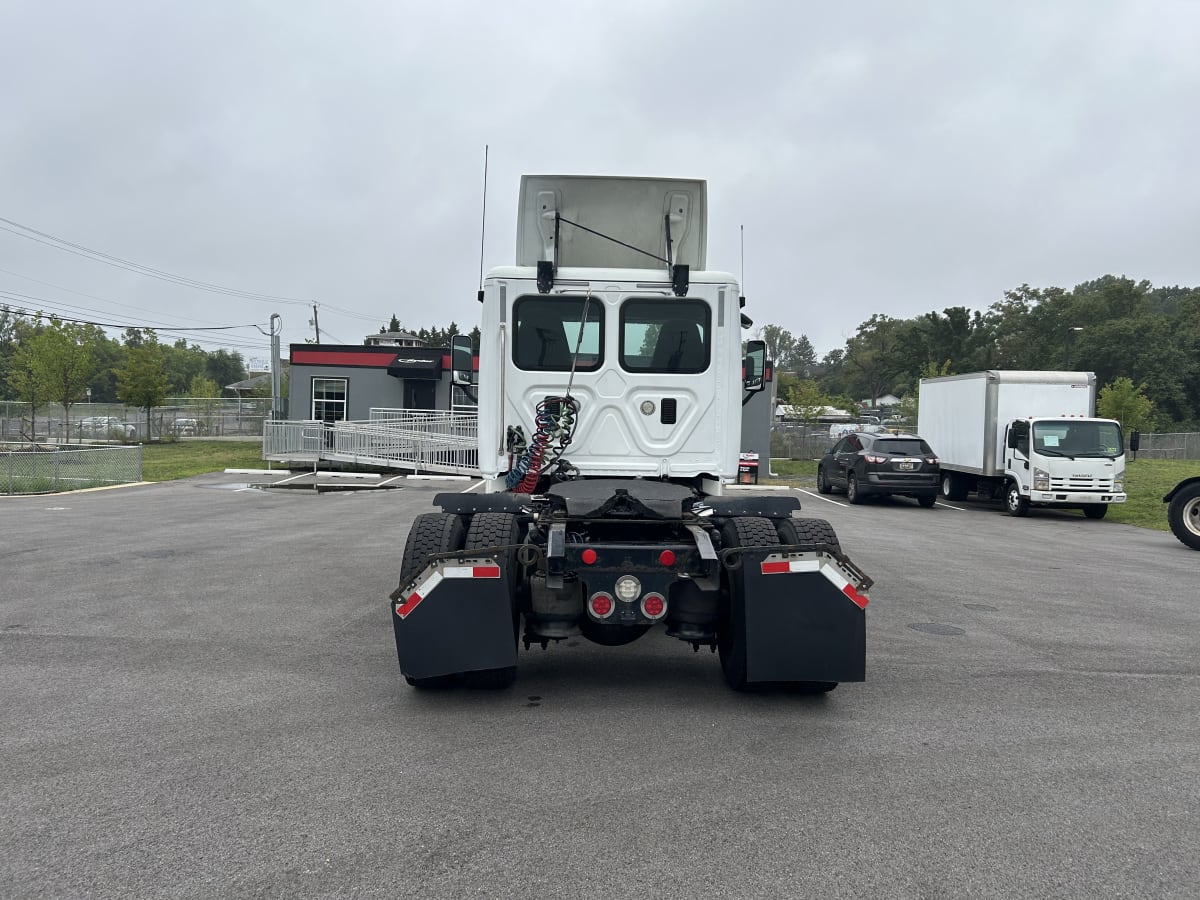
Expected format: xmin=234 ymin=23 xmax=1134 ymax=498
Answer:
xmin=312 ymin=377 xmax=347 ymax=423
xmin=621 ymin=298 xmax=711 ymax=373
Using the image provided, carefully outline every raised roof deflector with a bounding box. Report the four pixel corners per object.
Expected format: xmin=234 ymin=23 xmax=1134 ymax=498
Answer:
xmin=516 ymin=175 xmax=707 ymax=270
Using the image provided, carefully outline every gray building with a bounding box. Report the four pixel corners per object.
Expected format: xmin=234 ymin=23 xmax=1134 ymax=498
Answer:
xmin=288 ymin=343 xmax=474 ymax=423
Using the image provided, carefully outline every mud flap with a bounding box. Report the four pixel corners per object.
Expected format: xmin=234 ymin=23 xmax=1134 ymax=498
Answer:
xmin=390 ymin=558 xmax=518 ymax=680
xmin=739 ymin=550 xmax=867 ymax=683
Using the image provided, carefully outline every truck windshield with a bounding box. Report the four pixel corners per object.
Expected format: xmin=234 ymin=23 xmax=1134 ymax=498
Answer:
xmin=1034 ymin=421 xmax=1123 ymax=458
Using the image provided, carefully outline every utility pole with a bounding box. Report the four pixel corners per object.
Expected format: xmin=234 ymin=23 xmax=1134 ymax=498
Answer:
xmin=310 ymin=304 xmax=321 ymax=344
xmin=270 ymin=314 xmax=282 ymax=420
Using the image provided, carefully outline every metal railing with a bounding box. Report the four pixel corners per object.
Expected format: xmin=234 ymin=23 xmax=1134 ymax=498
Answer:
xmin=2 ymin=444 xmax=143 ymax=495
xmin=263 ymin=412 xmax=480 ymax=474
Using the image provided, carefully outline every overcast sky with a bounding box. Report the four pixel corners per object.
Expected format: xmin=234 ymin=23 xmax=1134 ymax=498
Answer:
xmin=2 ymin=0 xmax=1198 ymax=364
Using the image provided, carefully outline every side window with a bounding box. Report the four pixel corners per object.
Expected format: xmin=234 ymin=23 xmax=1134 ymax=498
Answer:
xmin=312 ymin=377 xmax=347 ymax=424
xmin=831 ymin=438 xmax=849 ymax=454
xmin=620 ymin=298 xmax=710 ymax=373
xmin=513 ymin=296 xmax=603 ymax=372
xmin=848 ymin=435 xmax=863 ymax=452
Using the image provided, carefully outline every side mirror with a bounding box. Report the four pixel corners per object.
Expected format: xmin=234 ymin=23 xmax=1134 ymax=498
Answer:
xmin=1006 ymin=430 xmax=1020 ymax=450
xmin=1129 ymin=429 xmax=1141 ymax=452
xmin=743 ymin=340 xmax=766 ymax=392
xmin=451 ymin=334 xmax=473 ymax=385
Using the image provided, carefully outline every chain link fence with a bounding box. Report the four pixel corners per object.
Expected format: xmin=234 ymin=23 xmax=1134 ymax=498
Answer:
xmin=1133 ymin=432 xmax=1200 ymax=460
xmin=771 ymin=423 xmax=838 ymax=459
xmin=1 ymin=444 xmax=143 ymax=495
xmin=0 ymin=398 xmax=270 ymax=442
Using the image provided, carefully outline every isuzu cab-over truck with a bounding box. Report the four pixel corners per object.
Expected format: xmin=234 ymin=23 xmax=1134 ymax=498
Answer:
xmin=389 ymin=175 xmax=872 ymax=692
xmin=918 ymin=370 xmax=1127 ymax=518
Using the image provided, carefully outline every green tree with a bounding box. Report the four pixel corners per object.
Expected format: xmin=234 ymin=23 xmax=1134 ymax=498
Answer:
xmin=785 ymin=378 xmax=828 ymax=420
xmin=117 ymin=333 xmax=169 ymax=439
xmin=31 ymin=319 xmax=98 ymax=441
xmin=204 ymin=349 xmax=246 ymax=391
xmin=6 ymin=317 xmax=47 ymax=438
xmin=1097 ymin=377 xmax=1155 ymax=434
xmin=162 ymin=339 xmax=207 ymax=395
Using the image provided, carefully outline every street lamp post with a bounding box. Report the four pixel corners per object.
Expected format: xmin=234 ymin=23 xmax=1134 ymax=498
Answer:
xmin=1064 ymin=327 xmax=1083 ymax=369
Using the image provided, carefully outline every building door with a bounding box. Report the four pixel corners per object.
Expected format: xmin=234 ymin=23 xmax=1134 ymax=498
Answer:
xmin=404 ymin=381 xmax=436 ymax=410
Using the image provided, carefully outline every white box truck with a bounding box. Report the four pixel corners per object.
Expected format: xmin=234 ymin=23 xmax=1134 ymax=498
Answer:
xmin=917 ymin=370 xmax=1127 ymax=518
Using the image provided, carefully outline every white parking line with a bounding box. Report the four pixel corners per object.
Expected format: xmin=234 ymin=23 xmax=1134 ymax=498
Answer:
xmin=933 ymin=500 xmax=968 ymax=510
xmin=459 ymin=480 xmax=484 ymax=493
xmin=794 ymin=488 xmax=848 ymax=506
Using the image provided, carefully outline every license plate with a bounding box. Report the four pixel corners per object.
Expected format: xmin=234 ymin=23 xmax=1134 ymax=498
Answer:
xmin=898 ymin=461 xmax=915 ymax=470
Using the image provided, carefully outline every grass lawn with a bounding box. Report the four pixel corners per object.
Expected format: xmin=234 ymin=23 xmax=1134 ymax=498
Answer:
xmin=764 ymin=455 xmax=1197 ymax=533
xmin=140 ymin=439 xmax=267 ymax=482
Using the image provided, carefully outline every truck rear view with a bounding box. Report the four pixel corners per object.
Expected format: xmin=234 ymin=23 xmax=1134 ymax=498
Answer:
xmin=389 ymin=175 xmax=873 ymax=692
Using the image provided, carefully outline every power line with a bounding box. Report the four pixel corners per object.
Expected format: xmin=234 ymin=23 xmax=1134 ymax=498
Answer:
xmin=0 ymin=265 xmax=236 ymax=329
xmin=0 ymin=215 xmax=382 ymax=322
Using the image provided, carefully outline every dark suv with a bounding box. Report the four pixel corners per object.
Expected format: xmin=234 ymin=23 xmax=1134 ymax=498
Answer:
xmin=817 ymin=432 xmax=940 ymax=507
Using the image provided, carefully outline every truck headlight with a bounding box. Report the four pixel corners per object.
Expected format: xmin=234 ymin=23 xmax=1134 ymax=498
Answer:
xmin=1033 ymin=467 xmax=1049 ymax=491
xmin=1114 ymin=475 xmax=1124 ymax=492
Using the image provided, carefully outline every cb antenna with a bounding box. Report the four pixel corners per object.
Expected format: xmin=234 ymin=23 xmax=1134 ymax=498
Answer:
xmin=477 ymin=145 xmax=489 ymax=303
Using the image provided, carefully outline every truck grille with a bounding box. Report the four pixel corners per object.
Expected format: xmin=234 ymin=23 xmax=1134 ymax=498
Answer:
xmin=1049 ymin=475 xmax=1114 ymax=491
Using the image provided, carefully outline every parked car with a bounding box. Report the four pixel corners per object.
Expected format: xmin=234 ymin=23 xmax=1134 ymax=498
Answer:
xmin=79 ymin=416 xmax=137 ymax=438
xmin=817 ymin=431 xmax=941 ymax=507
xmin=173 ymin=418 xmax=200 ymax=436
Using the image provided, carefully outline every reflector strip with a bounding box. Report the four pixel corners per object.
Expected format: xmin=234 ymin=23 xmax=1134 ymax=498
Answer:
xmin=394 ymin=559 xmax=500 ymax=620
xmin=443 ymin=565 xmax=502 ymax=579
xmin=757 ymin=555 xmax=869 ymax=608
xmin=760 ymin=559 xmax=821 ymax=575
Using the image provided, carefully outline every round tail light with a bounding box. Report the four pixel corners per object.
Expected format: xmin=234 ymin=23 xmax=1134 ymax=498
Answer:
xmin=589 ymin=592 xmax=615 ymax=619
xmin=641 ymin=593 xmax=666 ymax=620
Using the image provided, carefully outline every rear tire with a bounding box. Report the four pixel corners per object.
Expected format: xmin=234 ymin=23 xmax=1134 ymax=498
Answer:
xmin=1082 ymin=504 xmax=1108 ymax=519
xmin=397 ymin=513 xmax=467 ymax=689
xmin=816 ymin=467 xmax=832 ymax=494
xmin=777 ymin=517 xmax=841 ymax=554
xmin=941 ymin=472 xmax=967 ymax=501
xmin=1004 ymin=481 xmax=1030 ymax=517
xmin=846 ymin=472 xmax=863 ymax=504
xmin=718 ymin=517 xmax=780 ymax=691
xmin=1167 ymin=483 xmax=1200 ymax=550
xmin=399 ymin=512 xmax=466 ymax=587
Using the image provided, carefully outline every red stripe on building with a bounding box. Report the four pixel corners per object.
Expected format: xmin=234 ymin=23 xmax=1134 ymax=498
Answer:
xmin=292 ymin=348 xmax=397 ymax=367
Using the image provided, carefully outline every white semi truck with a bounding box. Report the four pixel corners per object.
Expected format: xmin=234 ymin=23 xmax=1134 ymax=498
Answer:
xmin=389 ymin=175 xmax=872 ymax=692
xmin=918 ymin=370 xmax=1127 ymax=518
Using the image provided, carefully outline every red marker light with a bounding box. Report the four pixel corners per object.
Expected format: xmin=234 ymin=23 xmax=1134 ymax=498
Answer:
xmin=589 ymin=592 xmax=614 ymax=618
xmin=581 ymin=548 xmax=597 ymax=565
xmin=641 ymin=593 xmax=666 ymax=619
xmin=658 ymin=550 xmax=676 ymax=566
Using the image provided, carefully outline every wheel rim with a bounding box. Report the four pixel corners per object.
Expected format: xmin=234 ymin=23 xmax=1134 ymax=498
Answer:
xmin=848 ymin=475 xmax=856 ymax=500
xmin=1007 ymin=488 xmax=1019 ymax=511
xmin=1183 ymin=496 xmax=1200 ymax=536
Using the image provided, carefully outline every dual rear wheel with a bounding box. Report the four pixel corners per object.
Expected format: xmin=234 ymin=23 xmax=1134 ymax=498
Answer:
xmin=717 ymin=516 xmax=838 ymax=695
xmin=397 ymin=512 xmax=521 ymax=689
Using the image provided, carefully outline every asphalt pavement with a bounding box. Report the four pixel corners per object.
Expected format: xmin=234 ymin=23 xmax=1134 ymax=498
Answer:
xmin=1 ymin=474 xmax=1197 ymax=899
